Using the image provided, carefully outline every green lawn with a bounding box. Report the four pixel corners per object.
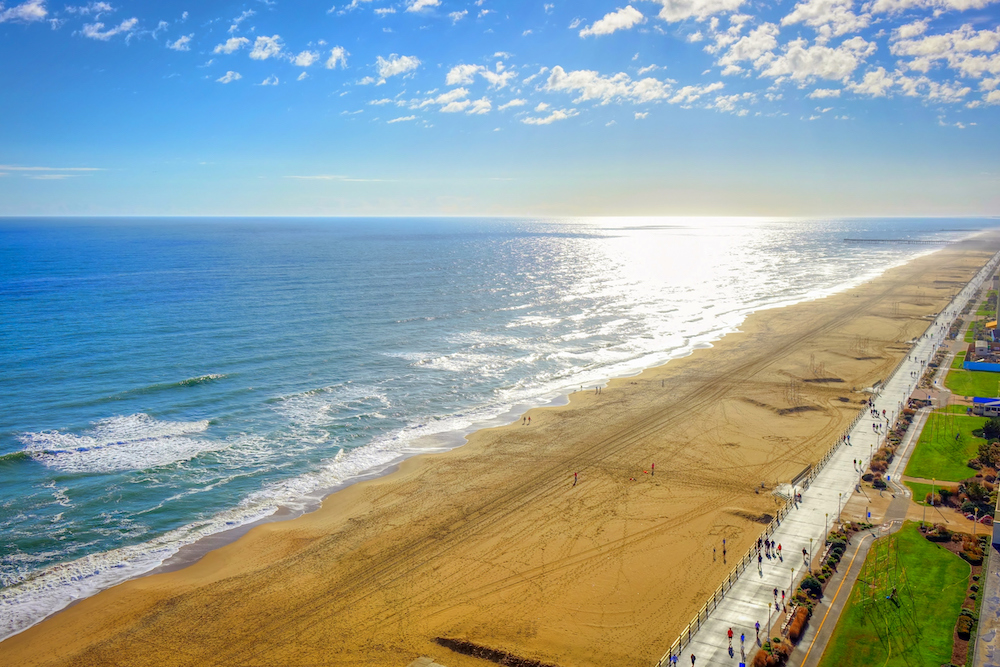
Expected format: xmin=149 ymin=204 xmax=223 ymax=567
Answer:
xmin=952 ymin=351 xmax=967 ymax=369
xmin=904 ymin=481 xmax=937 ymax=505
xmin=966 ymin=327 xmax=976 ymax=343
xmin=940 ymin=404 xmax=973 ymax=415
xmin=945 ymin=369 xmax=1000 ymax=398
xmin=904 ymin=411 xmax=986 ymax=482
xmin=817 ymin=523 xmax=970 ymax=667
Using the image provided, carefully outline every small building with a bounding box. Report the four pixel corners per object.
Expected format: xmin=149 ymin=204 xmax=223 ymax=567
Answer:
xmin=972 ymin=397 xmax=1000 ymax=417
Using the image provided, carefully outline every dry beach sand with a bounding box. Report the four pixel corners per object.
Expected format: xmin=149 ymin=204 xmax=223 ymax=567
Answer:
xmin=4 ymin=236 xmax=999 ymax=667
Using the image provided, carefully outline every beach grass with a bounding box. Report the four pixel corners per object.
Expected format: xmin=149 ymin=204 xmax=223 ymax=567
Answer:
xmin=945 ymin=370 xmax=1000 ymax=398
xmin=904 ymin=412 xmax=986 ymax=482
xmin=817 ymin=522 xmax=969 ymax=667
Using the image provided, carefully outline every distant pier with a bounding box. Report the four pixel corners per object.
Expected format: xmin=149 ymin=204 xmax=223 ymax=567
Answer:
xmin=844 ymin=238 xmax=945 ymax=245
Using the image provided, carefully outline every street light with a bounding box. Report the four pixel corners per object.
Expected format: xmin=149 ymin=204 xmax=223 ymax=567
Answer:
xmin=838 ymin=492 xmax=843 ymax=520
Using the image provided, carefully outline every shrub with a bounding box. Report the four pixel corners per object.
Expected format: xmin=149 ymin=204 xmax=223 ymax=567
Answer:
xmin=788 ymin=607 xmax=810 ymax=642
xmin=968 ymin=481 xmax=989 ymax=503
xmin=962 ymin=500 xmax=978 ymax=514
xmin=871 ymin=461 xmax=888 ymax=474
xmin=829 ymin=539 xmax=847 ymax=555
xmin=862 ymin=473 xmax=874 ymax=482
xmin=957 ymin=615 xmax=974 ymax=640
xmin=873 ymin=477 xmax=888 ymax=490
xmin=927 ymin=493 xmax=942 ymax=505
xmin=984 ymin=417 xmax=1000 ymax=441
xmin=800 ymin=576 xmax=822 ymax=598
xmin=926 ymin=525 xmax=952 ymax=542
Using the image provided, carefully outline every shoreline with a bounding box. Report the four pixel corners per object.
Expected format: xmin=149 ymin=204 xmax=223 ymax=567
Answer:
xmin=0 ymin=240 xmax=951 ymax=641
xmin=3 ymin=236 xmax=999 ymax=667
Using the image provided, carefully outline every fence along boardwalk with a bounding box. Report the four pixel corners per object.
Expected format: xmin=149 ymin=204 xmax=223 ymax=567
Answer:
xmin=654 ymin=250 xmax=1000 ymax=667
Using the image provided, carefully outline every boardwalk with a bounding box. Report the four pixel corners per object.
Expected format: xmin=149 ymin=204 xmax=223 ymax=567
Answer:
xmin=660 ymin=251 xmax=1000 ymax=667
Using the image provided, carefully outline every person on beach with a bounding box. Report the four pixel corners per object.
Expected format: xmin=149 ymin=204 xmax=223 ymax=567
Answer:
xmin=528 ymin=416 xmax=531 ymax=424
xmin=652 ymin=462 xmax=655 ymax=476
xmin=573 ymin=472 xmax=578 ymax=487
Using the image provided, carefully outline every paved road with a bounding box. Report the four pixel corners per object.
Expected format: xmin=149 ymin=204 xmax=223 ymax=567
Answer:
xmin=660 ymin=252 xmax=1000 ymax=667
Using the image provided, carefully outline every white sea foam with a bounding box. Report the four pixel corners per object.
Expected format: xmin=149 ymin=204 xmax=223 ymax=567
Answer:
xmin=20 ymin=414 xmax=217 ymax=474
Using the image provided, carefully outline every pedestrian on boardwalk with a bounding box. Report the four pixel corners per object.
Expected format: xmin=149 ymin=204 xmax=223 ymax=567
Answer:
xmin=755 ymin=620 xmax=760 ymax=641
xmin=728 ymin=627 xmax=733 ymax=648
xmin=691 ymin=654 xmax=696 ymax=666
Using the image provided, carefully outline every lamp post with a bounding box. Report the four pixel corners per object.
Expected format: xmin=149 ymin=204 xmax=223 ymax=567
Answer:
xmin=838 ymin=492 xmax=843 ymax=521
xmin=825 ymin=513 xmax=828 ymax=542
xmin=809 ymin=538 xmax=813 ymax=575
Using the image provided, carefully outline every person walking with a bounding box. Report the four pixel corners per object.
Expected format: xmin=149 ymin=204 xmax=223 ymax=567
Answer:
xmin=755 ymin=620 xmax=760 ymax=640
xmin=728 ymin=627 xmax=733 ymax=649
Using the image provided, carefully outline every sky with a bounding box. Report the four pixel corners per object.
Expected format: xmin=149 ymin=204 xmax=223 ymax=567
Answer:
xmin=0 ymin=0 xmax=999 ymax=216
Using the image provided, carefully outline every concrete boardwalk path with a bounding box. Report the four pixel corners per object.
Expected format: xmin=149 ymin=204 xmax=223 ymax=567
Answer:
xmin=664 ymin=252 xmax=1000 ymax=667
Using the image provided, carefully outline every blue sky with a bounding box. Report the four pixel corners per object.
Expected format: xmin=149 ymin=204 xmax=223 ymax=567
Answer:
xmin=1 ymin=0 xmax=998 ymax=216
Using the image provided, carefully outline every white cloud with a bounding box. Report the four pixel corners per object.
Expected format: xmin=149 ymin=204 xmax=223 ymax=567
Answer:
xmin=260 ymin=75 xmax=279 ymax=86
xmin=868 ymin=0 xmax=999 ymax=13
xmin=635 ymin=111 xmax=649 ymax=118
xmin=781 ymin=0 xmax=870 ymax=44
xmin=64 ymin=2 xmax=112 ymax=16
xmin=376 ymin=54 xmax=421 ymax=82
xmin=167 ymin=34 xmax=192 ymax=51
xmin=250 ymin=35 xmax=283 ymax=61
xmin=717 ymin=23 xmax=779 ymax=70
xmin=499 ymin=98 xmax=527 ymax=109
xmin=468 ymin=97 xmax=492 ymax=114
xmin=478 ymin=8 xmax=492 ymax=16
xmin=214 ymin=37 xmax=249 ymax=54
xmin=521 ymin=108 xmax=578 ymax=124
xmin=637 ymin=64 xmax=662 ymax=74
xmin=369 ymin=98 xmax=393 ymax=104
xmin=406 ymin=0 xmax=440 ymax=12
xmin=326 ymin=46 xmax=349 ymax=69
xmin=579 ymin=5 xmax=645 ymax=37
xmin=669 ymin=81 xmax=725 ymax=104
xmin=646 ymin=0 xmax=745 ymax=22
xmin=228 ymin=9 xmax=254 ymax=33
xmin=543 ymin=65 xmax=675 ymax=104
xmin=217 ymin=71 xmax=242 ymax=83
xmin=449 ymin=9 xmax=468 ymax=22
xmin=759 ymin=36 xmax=876 ymax=81
xmin=889 ymin=25 xmax=1000 ymax=79
xmin=446 ymin=64 xmax=481 ymax=85
xmin=297 ymin=71 xmax=309 ymax=81
xmin=845 ymin=67 xmax=894 ymax=96
xmin=985 ymin=89 xmax=1000 ymax=103
xmin=0 ymin=0 xmax=46 ymax=23
xmin=688 ymin=31 xmax=704 ymax=42
xmin=294 ymin=50 xmax=320 ymax=67
xmin=712 ymin=91 xmax=754 ymax=112
xmin=388 ymin=115 xmax=417 ymax=123
xmin=892 ymin=18 xmax=929 ymax=40
xmin=808 ymin=87 xmax=842 ymax=97
xmin=81 ymin=17 xmax=138 ymax=40
xmin=535 ymin=102 xmax=550 ymax=111
xmin=358 ymin=76 xmax=375 ymax=84
xmin=441 ymin=99 xmax=471 ymax=112
xmin=375 ymin=7 xmax=396 ymax=15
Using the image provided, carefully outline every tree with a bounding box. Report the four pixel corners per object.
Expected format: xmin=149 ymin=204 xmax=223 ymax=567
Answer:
xmin=983 ymin=417 xmax=1000 ymax=441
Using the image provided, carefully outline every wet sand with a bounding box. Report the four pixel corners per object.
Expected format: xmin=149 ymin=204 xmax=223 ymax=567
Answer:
xmin=3 ymin=236 xmax=998 ymax=667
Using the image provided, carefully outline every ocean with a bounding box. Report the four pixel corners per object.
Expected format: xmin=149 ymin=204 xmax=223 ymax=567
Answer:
xmin=0 ymin=216 xmax=994 ymax=640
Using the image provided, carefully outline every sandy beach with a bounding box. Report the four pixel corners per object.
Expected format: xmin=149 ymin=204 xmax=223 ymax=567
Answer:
xmin=3 ymin=236 xmax=999 ymax=667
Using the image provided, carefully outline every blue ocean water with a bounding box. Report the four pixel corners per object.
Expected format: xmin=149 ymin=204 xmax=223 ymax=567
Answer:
xmin=0 ymin=216 xmax=995 ymax=639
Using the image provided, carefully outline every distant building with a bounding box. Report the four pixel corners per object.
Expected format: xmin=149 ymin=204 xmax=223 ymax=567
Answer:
xmin=972 ymin=397 xmax=1000 ymax=417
